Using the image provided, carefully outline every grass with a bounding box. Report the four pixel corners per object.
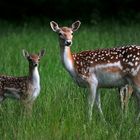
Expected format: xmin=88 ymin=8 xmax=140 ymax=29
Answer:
xmin=0 ymin=20 xmax=140 ymax=140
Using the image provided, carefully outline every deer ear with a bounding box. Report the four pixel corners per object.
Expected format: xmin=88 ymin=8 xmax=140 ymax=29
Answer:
xmin=39 ymin=49 xmax=46 ymax=57
xmin=50 ymin=21 xmax=60 ymax=32
xmin=71 ymin=20 xmax=81 ymax=31
xmin=22 ymin=49 xmax=29 ymax=58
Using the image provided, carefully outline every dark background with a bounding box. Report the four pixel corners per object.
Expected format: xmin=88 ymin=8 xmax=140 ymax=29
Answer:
xmin=0 ymin=0 xmax=140 ymax=22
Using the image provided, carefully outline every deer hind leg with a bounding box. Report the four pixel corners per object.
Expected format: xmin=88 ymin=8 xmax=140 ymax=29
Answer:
xmin=95 ymin=90 xmax=106 ymax=121
xmin=120 ymin=87 xmax=125 ymax=111
xmin=132 ymin=75 xmax=140 ymax=120
xmin=133 ymin=86 xmax=140 ymax=120
xmin=133 ymin=89 xmax=140 ymax=120
xmin=120 ymin=85 xmax=133 ymax=113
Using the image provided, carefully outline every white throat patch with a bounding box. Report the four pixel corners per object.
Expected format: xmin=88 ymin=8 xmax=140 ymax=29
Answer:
xmin=32 ymin=67 xmax=40 ymax=100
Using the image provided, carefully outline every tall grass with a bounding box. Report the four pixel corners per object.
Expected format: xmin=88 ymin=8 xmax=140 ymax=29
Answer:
xmin=0 ymin=20 xmax=140 ymax=140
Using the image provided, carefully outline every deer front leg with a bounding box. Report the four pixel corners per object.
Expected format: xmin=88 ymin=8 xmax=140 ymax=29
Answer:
xmin=21 ymin=99 xmax=34 ymax=116
xmin=0 ymin=90 xmax=5 ymax=102
xmin=88 ymin=75 xmax=98 ymax=121
xmin=0 ymin=91 xmax=5 ymax=111
xmin=0 ymin=96 xmax=5 ymax=102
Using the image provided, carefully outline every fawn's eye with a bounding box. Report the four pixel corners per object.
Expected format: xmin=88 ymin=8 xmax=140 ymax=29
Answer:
xmin=71 ymin=33 xmax=73 ymax=35
xmin=28 ymin=57 xmax=32 ymax=61
xmin=38 ymin=58 xmax=40 ymax=61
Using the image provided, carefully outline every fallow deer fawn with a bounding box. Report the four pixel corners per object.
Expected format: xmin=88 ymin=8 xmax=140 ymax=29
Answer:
xmin=50 ymin=21 xmax=137 ymax=121
xmin=0 ymin=49 xmax=45 ymax=111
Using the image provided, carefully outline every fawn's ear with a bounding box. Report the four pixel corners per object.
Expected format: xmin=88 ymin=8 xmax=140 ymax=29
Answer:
xmin=50 ymin=21 xmax=60 ymax=32
xmin=22 ymin=49 xmax=29 ymax=58
xmin=39 ymin=49 xmax=46 ymax=57
xmin=71 ymin=20 xmax=81 ymax=32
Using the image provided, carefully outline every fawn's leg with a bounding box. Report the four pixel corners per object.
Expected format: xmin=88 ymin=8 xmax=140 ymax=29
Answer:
xmin=0 ymin=96 xmax=5 ymax=102
xmin=0 ymin=91 xmax=5 ymax=111
xmin=22 ymin=100 xmax=34 ymax=116
xmin=0 ymin=90 xmax=5 ymax=102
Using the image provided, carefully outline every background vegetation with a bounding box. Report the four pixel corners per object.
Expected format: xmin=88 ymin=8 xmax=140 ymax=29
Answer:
xmin=0 ymin=20 xmax=140 ymax=140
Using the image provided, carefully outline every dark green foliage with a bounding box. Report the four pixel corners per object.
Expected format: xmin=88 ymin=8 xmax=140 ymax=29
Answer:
xmin=0 ymin=0 xmax=140 ymax=21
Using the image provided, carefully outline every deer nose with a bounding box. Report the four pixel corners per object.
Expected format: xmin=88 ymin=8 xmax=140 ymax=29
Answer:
xmin=65 ymin=40 xmax=72 ymax=46
xmin=33 ymin=62 xmax=38 ymax=67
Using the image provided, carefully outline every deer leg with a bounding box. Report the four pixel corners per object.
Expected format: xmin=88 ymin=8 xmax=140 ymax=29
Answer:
xmin=88 ymin=75 xmax=98 ymax=121
xmin=0 ymin=91 xmax=5 ymax=111
xmin=0 ymin=90 xmax=5 ymax=102
xmin=133 ymin=89 xmax=140 ymax=120
xmin=131 ymin=76 xmax=140 ymax=120
xmin=88 ymin=84 xmax=97 ymax=121
xmin=0 ymin=96 xmax=5 ymax=102
xmin=22 ymin=100 xmax=34 ymax=116
xmin=120 ymin=87 xmax=125 ymax=111
xmin=124 ymin=85 xmax=133 ymax=113
xmin=119 ymin=85 xmax=133 ymax=114
xmin=95 ymin=90 xmax=105 ymax=120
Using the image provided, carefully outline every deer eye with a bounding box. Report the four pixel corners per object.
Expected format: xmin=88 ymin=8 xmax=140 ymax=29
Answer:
xmin=28 ymin=57 xmax=32 ymax=61
xmin=71 ymin=33 xmax=73 ymax=35
xmin=38 ymin=58 xmax=40 ymax=61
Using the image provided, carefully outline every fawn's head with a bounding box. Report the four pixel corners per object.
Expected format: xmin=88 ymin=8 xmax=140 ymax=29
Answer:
xmin=22 ymin=49 xmax=46 ymax=68
xmin=50 ymin=21 xmax=81 ymax=47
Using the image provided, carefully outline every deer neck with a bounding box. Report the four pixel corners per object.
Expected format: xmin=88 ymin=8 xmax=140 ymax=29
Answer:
xmin=59 ymin=42 xmax=88 ymax=87
xmin=29 ymin=66 xmax=40 ymax=88
xmin=60 ymin=44 xmax=76 ymax=76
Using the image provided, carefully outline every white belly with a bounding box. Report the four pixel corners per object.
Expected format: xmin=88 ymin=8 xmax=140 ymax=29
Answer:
xmin=95 ymin=70 xmax=127 ymax=88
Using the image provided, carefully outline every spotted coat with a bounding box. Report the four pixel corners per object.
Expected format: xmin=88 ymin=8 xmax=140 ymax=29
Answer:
xmin=0 ymin=75 xmax=29 ymax=99
xmin=0 ymin=49 xmax=45 ymax=104
xmin=72 ymin=45 xmax=140 ymax=77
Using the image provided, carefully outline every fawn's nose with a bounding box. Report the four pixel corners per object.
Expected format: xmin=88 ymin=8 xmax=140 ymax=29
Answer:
xmin=65 ymin=40 xmax=72 ymax=46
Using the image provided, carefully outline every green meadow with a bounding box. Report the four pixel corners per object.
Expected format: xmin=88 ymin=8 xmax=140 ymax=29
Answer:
xmin=0 ymin=20 xmax=140 ymax=140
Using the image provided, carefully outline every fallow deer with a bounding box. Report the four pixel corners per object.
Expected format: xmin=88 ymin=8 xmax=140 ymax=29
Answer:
xmin=50 ymin=21 xmax=137 ymax=121
xmin=0 ymin=49 xmax=45 ymax=112
xmin=120 ymin=84 xmax=133 ymax=112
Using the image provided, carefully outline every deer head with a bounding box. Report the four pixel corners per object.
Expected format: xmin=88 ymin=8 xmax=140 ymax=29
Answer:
xmin=50 ymin=21 xmax=81 ymax=47
xmin=22 ymin=49 xmax=46 ymax=68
